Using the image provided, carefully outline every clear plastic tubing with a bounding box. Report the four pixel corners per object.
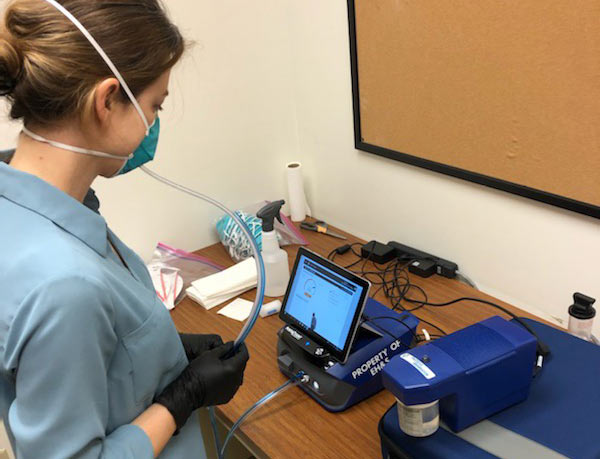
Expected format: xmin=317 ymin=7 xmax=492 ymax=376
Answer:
xmin=140 ymin=166 xmax=266 ymax=348
xmin=140 ymin=166 xmax=267 ymax=458
xmin=219 ymin=373 xmax=306 ymax=458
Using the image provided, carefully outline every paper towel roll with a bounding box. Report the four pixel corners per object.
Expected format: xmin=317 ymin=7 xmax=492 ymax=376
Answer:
xmin=286 ymin=162 xmax=311 ymax=222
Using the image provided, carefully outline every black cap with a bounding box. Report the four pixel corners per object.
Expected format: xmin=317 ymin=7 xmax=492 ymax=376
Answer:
xmin=568 ymin=292 xmax=596 ymax=320
xmin=257 ymin=200 xmax=285 ymax=232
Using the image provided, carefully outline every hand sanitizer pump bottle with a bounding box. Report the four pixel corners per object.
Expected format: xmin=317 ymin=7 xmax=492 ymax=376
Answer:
xmin=257 ymin=201 xmax=290 ymax=297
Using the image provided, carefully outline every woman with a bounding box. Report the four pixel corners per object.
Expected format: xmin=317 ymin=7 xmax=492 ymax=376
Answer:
xmin=0 ymin=1 xmax=248 ymax=457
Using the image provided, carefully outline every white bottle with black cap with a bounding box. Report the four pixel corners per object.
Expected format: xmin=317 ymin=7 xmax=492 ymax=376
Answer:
xmin=257 ymin=200 xmax=290 ymax=297
xmin=568 ymin=292 xmax=596 ymax=342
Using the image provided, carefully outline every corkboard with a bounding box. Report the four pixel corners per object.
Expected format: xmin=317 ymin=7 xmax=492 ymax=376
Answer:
xmin=349 ymin=0 xmax=600 ymax=217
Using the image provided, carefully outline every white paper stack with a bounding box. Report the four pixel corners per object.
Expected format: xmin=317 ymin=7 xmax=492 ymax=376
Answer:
xmin=186 ymin=257 xmax=257 ymax=309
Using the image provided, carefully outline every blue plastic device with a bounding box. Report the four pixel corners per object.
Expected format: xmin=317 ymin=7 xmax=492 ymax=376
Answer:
xmin=379 ymin=318 xmax=600 ymax=459
xmin=277 ymin=297 xmax=419 ymax=411
xmin=382 ymin=316 xmax=537 ymax=432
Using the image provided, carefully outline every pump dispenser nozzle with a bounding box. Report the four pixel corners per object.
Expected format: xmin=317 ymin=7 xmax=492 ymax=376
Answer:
xmin=569 ymin=293 xmax=596 ymax=320
xmin=257 ymin=200 xmax=285 ymax=232
xmin=568 ymin=292 xmax=596 ymax=342
xmin=257 ymin=200 xmax=290 ymax=297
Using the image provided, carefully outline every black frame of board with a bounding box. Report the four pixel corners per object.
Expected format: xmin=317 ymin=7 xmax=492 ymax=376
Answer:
xmin=347 ymin=0 xmax=600 ymax=219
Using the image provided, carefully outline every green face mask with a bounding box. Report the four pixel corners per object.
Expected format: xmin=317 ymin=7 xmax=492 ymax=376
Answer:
xmin=119 ymin=117 xmax=160 ymax=175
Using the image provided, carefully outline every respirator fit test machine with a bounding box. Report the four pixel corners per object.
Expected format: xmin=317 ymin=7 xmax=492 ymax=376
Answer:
xmin=277 ymin=247 xmax=419 ymax=411
xmin=381 ymin=316 xmax=537 ymax=436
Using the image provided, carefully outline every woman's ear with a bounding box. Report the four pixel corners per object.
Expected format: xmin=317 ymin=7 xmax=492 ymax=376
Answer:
xmin=93 ymin=77 xmax=121 ymax=125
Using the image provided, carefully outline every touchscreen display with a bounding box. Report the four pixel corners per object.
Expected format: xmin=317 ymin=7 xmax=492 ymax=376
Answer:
xmin=283 ymin=254 xmax=366 ymax=352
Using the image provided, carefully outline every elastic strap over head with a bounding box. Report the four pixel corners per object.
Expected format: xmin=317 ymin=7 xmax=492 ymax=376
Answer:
xmin=40 ymin=0 xmax=151 ymax=134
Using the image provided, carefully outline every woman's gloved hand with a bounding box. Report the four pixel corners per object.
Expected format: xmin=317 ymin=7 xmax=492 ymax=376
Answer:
xmin=179 ymin=333 xmax=223 ymax=360
xmin=155 ymin=341 xmax=249 ymax=431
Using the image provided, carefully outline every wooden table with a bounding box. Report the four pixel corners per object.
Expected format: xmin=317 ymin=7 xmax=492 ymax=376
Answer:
xmin=171 ymin=220 xmax=551 ymax=459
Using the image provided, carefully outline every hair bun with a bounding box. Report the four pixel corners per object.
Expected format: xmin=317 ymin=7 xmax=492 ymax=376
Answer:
xmin=0 ymin=35 xmax=23 ymax=96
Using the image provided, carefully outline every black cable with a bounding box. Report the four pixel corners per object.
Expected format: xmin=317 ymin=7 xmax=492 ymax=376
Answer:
xmin=331 ymin=245 xmax=448 ymax=336
xmin=404 ymin=296 xmax=550 ymax=372
xmin=328 ymin=242 xmax=547 ymax=373
xmin=404 ymin=296 xmax=536 ymax=340
xmin=412 ymin=316 xmax=448 ymax=337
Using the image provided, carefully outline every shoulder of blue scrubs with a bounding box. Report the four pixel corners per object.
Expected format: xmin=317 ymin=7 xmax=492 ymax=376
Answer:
xmin=2 ymin=150 xmax=100 ymax=214
xmin=0 ymin=164 xmax=202 ymax=458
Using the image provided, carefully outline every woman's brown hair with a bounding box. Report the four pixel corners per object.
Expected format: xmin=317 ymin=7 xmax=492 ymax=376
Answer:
xmin=0 ymin=0 xmax=184 ymax=126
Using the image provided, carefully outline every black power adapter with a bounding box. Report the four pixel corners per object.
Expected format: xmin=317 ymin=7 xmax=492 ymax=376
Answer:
xmin=436 ymin=259 xmax=459 ymax=278
xmin=361 ymin=241 xmax=396 ymax=264
xmin=408 ymin=259 xmax=436 ymax=278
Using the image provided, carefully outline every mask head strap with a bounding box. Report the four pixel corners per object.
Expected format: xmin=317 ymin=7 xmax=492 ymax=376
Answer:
xmin=41 ymin=0 xmax=151 ymax=134
xmin=22 ymin=126 xmax=134 ymax=160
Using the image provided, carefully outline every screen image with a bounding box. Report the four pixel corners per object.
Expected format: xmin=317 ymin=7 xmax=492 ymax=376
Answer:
xmin=284 ymin=255 xmax=365 ymax=352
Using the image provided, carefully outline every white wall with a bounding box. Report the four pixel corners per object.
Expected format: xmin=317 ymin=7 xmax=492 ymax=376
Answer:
xmin=0 ymin=102 xmax=19 ymax=149
xmin=287 ymin=0 xmax=600 ymax=333
xmin=2 ymin=1 xmax=598 ymax=334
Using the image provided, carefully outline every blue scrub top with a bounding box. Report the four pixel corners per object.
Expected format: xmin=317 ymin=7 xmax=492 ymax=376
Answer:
xmin=0 ymin=160 xmax=207 ymax=458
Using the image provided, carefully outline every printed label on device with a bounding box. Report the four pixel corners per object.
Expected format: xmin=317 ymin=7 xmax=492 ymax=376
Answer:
xmin=400 ymin=353 xmax=436 ymax=380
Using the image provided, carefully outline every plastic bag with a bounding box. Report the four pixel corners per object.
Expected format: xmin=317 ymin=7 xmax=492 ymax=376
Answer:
xmin=146 ymin=242 xmax=224 ymax=308
xmin=216 ymin=200 xmax=308 ymax=262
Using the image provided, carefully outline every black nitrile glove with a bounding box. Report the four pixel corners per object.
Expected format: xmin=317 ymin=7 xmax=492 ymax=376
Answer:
xmin=179 ymin=333 xmax=223 ymax=360
xmin=155 ymin=341 xmax=249 ymax=431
